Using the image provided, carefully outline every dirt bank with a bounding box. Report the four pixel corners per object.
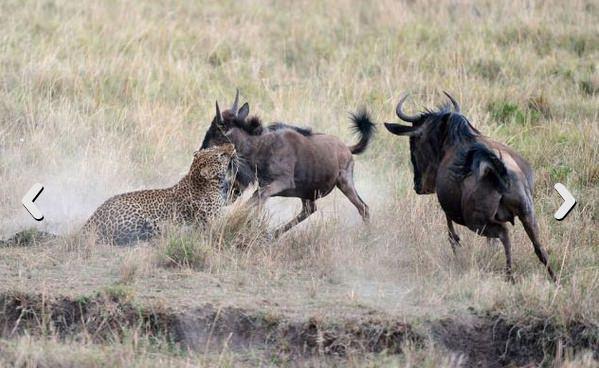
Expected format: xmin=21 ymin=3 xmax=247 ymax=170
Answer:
xmin=0 ymin=291 xmax=596 ymax=366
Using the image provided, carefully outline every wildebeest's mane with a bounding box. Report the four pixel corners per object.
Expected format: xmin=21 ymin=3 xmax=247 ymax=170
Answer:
xmin=266 ymin=122 xmax=313 ymax=136
xmin=223 ymin=113 xmax=312 ymax=136
xmin=421 ymin=102 xmax=452 ymax=117
xmin=417 ymin=104 xmax=480 ymax=161
xmin=445 ymin=113 xmax=479 ymax=145
xmin=239 ymin=116 xmax=264 ymax=135
xmin=421 ymin=104 xmax=479 ymax=144
xmin=222 ymin=110 xmax=251 ymax=131
xmin=217 ymin=102 xmax=314 ymax=138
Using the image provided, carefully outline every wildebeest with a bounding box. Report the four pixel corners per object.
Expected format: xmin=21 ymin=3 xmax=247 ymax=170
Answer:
xmin=201 ymin=91 xmax=376 ymax=234
xmin=384 ymin=92 xmax=556 ymax=282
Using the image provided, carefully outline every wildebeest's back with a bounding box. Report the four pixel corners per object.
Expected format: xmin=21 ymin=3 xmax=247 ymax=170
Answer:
xmin=483 ymin=140 xmax=534 ymax=191
xmin=266 ymin=122 xmax=313 ymax=136
xmin=272 ymin=130 xmax=349 ymax=199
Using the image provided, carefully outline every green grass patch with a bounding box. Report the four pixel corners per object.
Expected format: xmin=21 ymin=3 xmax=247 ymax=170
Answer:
xmin=156 ymin=227 xmax=211 ymax=270
xmin=488 ymin=101 xmax=541 ymax=125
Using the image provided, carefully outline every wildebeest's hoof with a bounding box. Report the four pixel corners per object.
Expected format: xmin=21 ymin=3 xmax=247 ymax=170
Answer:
xmin=486 ymin=238 xmax=500 ymax=247
xmin=448 ymin=234 xmax=461 ymax=248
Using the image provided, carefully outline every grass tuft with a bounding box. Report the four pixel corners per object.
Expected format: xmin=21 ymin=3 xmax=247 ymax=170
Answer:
xmin=154 ymin=225 xmax=212 ymax=270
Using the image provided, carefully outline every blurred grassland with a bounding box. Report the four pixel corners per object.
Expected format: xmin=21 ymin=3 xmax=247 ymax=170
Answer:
xmin=0 ymin=0 xmax=597 ymax=366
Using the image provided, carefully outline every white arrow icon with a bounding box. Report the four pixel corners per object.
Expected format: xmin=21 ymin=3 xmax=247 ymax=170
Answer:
xmin=22 ymin=183 xmax=45 ymax=221
xmin=554 ymin=183 xmax=576 ymax=221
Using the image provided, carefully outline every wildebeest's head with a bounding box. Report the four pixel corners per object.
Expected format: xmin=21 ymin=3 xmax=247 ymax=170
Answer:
xmin=384 ymin=92 xmax=478 ymax=194
xmin=200 ymin=89 xmax=250 ymax=149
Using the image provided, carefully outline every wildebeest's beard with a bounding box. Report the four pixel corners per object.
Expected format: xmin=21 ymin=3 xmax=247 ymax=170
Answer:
xmin=408 ymin=119 xmax=444 ymax=194
xmin=409 ymin=136 xmax=427 ymax=194
xmin=221 ymin=154 xmax=249 ymax=202
xmin=223 ymin=152 xmax=256 ymax=201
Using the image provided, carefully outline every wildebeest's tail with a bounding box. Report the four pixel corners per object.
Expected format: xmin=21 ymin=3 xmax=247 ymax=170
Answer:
xmin=451 ymin=143 xmax=511 ymax=193
xmin=348 ymin=109 xmax=376 ymax=155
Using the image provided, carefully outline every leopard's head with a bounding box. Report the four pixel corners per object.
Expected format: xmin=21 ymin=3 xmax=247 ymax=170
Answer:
xmin=190 ymin=144 xmax=237 ymax=199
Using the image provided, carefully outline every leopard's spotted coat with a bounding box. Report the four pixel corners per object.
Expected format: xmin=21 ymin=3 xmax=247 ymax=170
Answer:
xmin=82 ymin=144 xmax=236 ymax=245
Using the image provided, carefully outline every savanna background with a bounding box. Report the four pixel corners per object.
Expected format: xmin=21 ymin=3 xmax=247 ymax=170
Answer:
xmin=0 ymin=0 xmax=597 ymax=366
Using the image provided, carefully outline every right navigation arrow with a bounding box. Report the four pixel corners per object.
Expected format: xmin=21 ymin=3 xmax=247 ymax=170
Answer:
xmin=554 ymin=183 xmax=576 ymax=221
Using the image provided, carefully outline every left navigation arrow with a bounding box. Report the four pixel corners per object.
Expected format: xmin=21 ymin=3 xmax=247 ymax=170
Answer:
xmin=22 ymin=183 xmax=45 ymax=221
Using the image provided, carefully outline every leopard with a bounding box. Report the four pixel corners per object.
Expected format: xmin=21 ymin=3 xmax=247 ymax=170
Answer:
xmin=82 ymin=144 xmax=236 ymax=245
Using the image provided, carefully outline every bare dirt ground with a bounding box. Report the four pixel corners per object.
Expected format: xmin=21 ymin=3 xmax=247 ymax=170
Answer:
xmin=1 ymin=0 xmax=597 ymax=366
xmin=0 ymin=208 xmax=597 ymax=367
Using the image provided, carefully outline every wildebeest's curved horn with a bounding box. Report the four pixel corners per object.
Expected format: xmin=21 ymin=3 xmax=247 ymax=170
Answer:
xmin=215 ymin=101 xmax=223 ymax=125
xmin=443 ymin=91 xmax=460 ymax=113
xmin=384 ymin=122 xmax=416 ymax=136
xmin=231 ymin=89 xmax=239 ymax=115
xmin=396 ymin=94 xmax=420 ymax=123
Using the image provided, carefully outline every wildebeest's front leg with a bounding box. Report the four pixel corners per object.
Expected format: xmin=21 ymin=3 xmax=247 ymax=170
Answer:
xmin=274 ymin=199 xmax=317 ymax=237
xmin=250 ymin=179 xmax=294 ymax=204
xmin=518 ymin=212 xmax=557 ymax=282
xmin=497 ymin=225 xmax=515 ymax=283
xmin=446 ymin=215 xmax=461 ymax=254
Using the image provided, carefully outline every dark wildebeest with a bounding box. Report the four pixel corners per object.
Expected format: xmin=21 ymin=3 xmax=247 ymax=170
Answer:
xmin=384 ymin=92 xmax=556 ymax=282
xmin=201 ymin=91 xmax=376 ymax=234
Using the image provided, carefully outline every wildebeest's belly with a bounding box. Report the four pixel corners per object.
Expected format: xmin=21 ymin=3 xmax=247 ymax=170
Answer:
xmin=278 ymin=189 xmax=336 ymax=200
xmin=277 ymin=176 xmax=338 ymax=200
xmin=266 ymin=133 xmax=347 ymax=200
xmin=288 ymin=148 xmax=340 ymax=199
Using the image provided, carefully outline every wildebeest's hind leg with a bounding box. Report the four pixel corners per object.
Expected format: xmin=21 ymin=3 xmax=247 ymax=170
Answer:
xmin=274 ymin=199 xmax=317 ymax=237
xmin=518 ymin=212 xmax=557 ymax=282
xmin=446 ymin=215 xmax=461 ymax=254
xmin=336 ymin=163 xmax=369 ymax=221
xmin=496 ymin=225 xmax=515 ymax=283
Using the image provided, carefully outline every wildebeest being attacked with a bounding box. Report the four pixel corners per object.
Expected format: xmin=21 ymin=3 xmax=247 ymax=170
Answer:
xmin=384 ymin=92 xmax=556 ymax=282
xmin=201 ymin=91 xmax=376 ymax=235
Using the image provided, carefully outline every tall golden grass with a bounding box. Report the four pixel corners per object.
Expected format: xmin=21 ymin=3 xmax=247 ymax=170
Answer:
xmin=0 ymin=0 xmax=597 ymax=366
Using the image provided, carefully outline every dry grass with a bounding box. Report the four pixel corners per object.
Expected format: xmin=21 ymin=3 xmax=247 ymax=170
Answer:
xmin=0 ymin=335 xmax=596 ymax=368
xmin=0 ymin=335 xmax=468 ymax=368
xmin=0 ymin=0 xmax=597 ymax=366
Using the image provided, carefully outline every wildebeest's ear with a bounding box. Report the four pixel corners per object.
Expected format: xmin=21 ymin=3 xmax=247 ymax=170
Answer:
xmin=238 ymin=103 xmax=249 ymax=121
xmin=384 ymin=122 xmax=417 ymax=136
